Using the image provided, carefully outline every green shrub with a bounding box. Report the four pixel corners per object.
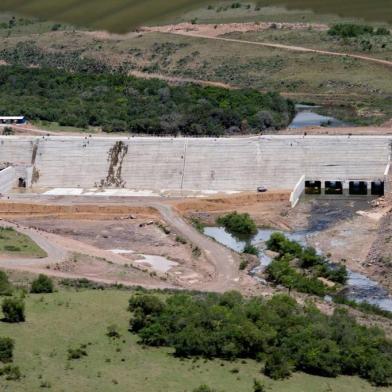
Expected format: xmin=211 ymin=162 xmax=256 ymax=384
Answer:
xmin=239 ymin=259 xmax=249 ymax=270
xmin=253 ymin=380 xmax=266 ymax=392
xmin=375 ymin=27 xmax=391 ymax=36
xmin=328 ymin=24 xmax=375 ymax=38
xmin=190 ymin=217 xmax=205 ymax=232
xmin=175 ymin=235 xmax=187 ymax=244
xmin=0 ymin=365 xmax=21 ymax=380
xmin=0 ymin=271 xmax=13 ymax=296
xmin=0 ymin=337 xmax=14 ymax=363
xmin=193 ymin=385 xmax=217 ymax=392
xmin=217 ymin=212 xmax=257 ymax=236
xmin=2 ymin=297 xmax=25 ymax=323
xmin=106 ymin=324 xmax=121 ymax=339
xmin=31 ymin=274 xmax=54 ymax=294
xmin=264 ymin=351 xmax=292 ymax=380
xmin=243 ymin=243 xmax=259 ymax=256
xmin=333 ymin=295 xmax=392 ymax=319
xmin=3 ymin=245 xmax=21 ymax=252
xmin=68 ymin=345 xmax=88 ymax=360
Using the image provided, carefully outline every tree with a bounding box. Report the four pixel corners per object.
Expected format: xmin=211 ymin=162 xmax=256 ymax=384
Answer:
xmin=2 ymin=297 xmax=25 ymax=323
xmin=264 ymin=350 xmax=292 ymax=380
xmin=31 ymin=274 xmax=54 ymax=294
xmin=217 ymin=212 xmax=257 ymax=236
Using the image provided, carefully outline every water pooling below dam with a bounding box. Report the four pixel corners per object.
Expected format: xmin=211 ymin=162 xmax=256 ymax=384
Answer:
xmin=204 ymin=198 xmax=392 ymax=312
xmin=289 ymin=104 xmax=350 ymax=129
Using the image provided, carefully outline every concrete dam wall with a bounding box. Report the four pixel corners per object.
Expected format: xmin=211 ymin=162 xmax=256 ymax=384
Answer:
xmin=0 ymin=135 xmax=390 ymax=192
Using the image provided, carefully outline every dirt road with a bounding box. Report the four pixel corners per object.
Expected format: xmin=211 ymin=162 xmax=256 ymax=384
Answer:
xmin=152 ymin=203 xmax=240 ymax=292
xmin=0 ymin=220 xmax=176 ymax=290
xmin=145 ymin=22 xmax=392 ymax=68
xmin=0 ymin=199 xmax=242 ymax=292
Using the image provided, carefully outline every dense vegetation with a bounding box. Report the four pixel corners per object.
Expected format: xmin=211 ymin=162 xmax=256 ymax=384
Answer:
xmin=0 ymin=65 xmax=295 ymax=135
xmin=266 ymin=233 xmax=347 ymax=296
xmin=30 ymin=274 xmax=54 ymax=294
xmin=217 ymin=212 xmax=258 ymax=236
xmin=128 ymin=291 xmax=392 ymax=386
xmin=1 ymin=297 xmax=25 ymax=323
xmin=328 ymin=24 xmax=390 ymax=38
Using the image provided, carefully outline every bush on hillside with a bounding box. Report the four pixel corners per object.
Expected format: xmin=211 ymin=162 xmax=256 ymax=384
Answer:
xmin=0 ymin=337 xmax=14 ymax=363
xmin=0 ymin=364 xmax=21 ymax=380
xmin=0 ymin=271 xmax=13 ymax=296
xmin=30 ymin=274 xmax=54 ymax=294
xmin=1 ymin=297 xmax=25 ymax=323
xmin=328 ymin=24 xmax=387 ymax=38
xmin=193 ymin=385 xmax=217 ymax=392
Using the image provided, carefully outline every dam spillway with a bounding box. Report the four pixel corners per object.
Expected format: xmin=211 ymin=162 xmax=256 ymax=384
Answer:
xmin=0 ymin=135 xmax=390 ymax=193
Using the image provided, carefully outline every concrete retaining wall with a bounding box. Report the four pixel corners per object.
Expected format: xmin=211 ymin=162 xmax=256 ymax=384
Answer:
xmin=290 ymin=175 xmax=305 ymax=208
xmin=0 ymin=135 xmax=390 ymax=192
xmin=0 ymin=167 xmax=16 ymax=194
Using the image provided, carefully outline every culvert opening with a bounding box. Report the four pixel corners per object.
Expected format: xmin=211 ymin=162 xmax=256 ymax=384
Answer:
xmin=305 ymin=180 xmax=321 ymax=194
xmin=349 ymin=181 xmax=367 ymax=195
xmin=371 ymin=180 xmax=384 ymax=196
xmin=325 ymin=181 xmax=343 ymax=195
xmin=18 ymin=177 xmax=26 ymax=188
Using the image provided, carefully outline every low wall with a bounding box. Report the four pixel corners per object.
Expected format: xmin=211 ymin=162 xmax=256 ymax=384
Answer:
xmin=290 ymin=175 xmax=305 ymax=208
xmin=0 ymin=167 xmax=16 ymax=194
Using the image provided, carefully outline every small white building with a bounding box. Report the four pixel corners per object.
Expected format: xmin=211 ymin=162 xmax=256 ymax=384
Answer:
xmin=0 ymin=116 xmax=27 ymax=125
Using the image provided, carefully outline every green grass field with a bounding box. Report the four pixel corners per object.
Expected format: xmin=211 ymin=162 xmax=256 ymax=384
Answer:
xmin=0 ymin=288 xmax=389 ymax=392
xmin=0 ymin=228 xmax=47 ymax=258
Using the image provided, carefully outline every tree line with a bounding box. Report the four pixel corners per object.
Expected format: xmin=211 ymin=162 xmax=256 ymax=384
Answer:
xmin=128 ymin=291 xmax=392 ymax=386
xmin=0 ymin=65 xmax=295 ymax=136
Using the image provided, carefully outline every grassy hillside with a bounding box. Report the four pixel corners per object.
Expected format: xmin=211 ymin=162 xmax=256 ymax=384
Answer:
xmin=0 ymin=6 xmax=390 ymax=126
xmin=0 ymin=1 xmax=390 ymax=32
xmin=0 ymin=288 xmax=388 ymax=392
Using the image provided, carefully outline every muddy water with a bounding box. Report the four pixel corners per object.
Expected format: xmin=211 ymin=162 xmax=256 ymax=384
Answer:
xmin=204 ymin=205 xmax=392 ymax=311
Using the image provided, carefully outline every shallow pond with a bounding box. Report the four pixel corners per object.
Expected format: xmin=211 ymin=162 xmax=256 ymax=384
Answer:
xmin=204 ymin=226 xmax=392 ymax=311
xmin=289 ymin=105 xmax=350 ymax=129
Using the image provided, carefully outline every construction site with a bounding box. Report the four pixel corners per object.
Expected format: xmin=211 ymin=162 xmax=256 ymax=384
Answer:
xmin=0 ymin=131 xmax=391 ymax=306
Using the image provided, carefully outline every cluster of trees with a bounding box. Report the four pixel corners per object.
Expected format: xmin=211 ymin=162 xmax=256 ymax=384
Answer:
xmin=217 ymin=212 xmax=258 ymax=236
xmin=0 ymin=272 xmax=56 ymax=381
xmin=266 ymin=233 xmax=347 ymax=296
xmin=0 ymin=65 xmax=295 ymax=135
xmin=328 ymin=23 xmax=390 ymax=38
xmin=128 ymin=291 xmax=392 ymax=386
xmin=0 ymin=272 xmax=54 ymax=323
xmin=0 ymin=336 xmax=20 ymax=381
